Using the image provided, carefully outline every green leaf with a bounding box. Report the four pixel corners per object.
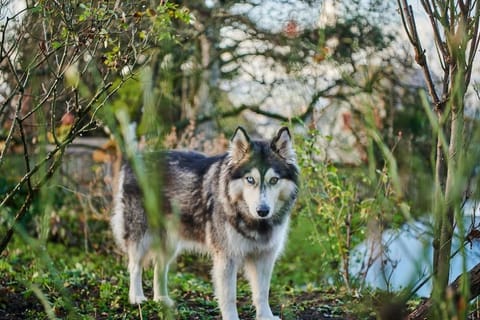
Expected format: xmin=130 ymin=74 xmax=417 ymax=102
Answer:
xmin=52 ymin=41 xmax=62 ymax=50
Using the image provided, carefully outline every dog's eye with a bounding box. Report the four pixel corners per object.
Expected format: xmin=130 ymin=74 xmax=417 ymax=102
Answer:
xmin=245 ymin=176 xmax=255 ymax=185
xmin=269 ymin=177 xmax=279 ymax=185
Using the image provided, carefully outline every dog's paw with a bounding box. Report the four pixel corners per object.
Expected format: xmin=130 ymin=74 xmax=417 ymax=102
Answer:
xmin=257 ymin=316 xmax=281 ymax=320
xmin=154 ymin=295 xmax=175 ymax=307
xmin=129 ymin=295 xmax=147 ymax=305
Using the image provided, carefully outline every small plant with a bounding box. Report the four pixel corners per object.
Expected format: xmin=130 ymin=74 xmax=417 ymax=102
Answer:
xmin=296 ymin=128 xmax=402 ymax=290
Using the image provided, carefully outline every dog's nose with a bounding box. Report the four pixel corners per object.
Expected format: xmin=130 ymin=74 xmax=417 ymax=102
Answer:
xmin=256 ymin=205 xmax=270 ymax=217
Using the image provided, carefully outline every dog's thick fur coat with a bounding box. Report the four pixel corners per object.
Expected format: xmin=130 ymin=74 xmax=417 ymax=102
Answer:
xmin=111 ymin=127 xmax=299 ymax=320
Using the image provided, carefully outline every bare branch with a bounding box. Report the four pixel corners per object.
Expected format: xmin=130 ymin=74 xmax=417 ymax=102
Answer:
xmin=17 ymin=117 xmax=33 ymax=194
xmin=421 ymin=0 xmax=449 ymax=66
xmin=398 ymin=0 xmax=441 ymax=108
xmin=465 ymin=1 xmax=480 ymax=86
xmin=0 ymin=103 xmax=20 ymax=167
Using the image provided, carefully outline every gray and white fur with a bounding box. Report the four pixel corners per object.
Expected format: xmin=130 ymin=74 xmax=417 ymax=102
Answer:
xmin=111 ymin=127 xmax=299 ymax=320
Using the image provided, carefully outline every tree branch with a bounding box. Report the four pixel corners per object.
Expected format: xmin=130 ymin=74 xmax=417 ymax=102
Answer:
xmin=398 ymin=0 xmax=442 ymax=109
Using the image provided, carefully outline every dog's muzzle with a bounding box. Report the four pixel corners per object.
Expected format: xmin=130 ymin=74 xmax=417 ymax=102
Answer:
xmin=256 ymin=204 xmax=270 ymax=218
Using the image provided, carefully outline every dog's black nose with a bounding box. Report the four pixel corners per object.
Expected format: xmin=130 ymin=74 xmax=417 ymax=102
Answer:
xmin=256 ymin=205 xmax=270 ymax=217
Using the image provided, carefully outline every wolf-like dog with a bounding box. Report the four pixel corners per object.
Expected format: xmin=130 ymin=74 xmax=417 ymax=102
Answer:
xmin=111 ymin=127 xmax=299 ymax=320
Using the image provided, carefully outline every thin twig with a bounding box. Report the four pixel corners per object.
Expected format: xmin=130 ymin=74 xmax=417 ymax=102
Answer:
xmin=0 ymin=103 xmax=21 ymax=168
xmin=465 ymin=1 xmax=480 ymax=86
xmin=0 ymin=192 xmax=34 ymax=254
xmin=17 ymin=117 xmax=33 ymax=194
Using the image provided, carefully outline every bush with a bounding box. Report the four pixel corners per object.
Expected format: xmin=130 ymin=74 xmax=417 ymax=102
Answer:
xmin=295 ymin=128 xmax=403 ymax=289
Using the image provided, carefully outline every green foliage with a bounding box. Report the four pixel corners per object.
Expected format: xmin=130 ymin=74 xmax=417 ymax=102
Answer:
xmin=0 ymin=0 xmax=193 ymax=255
xmin=0 ymin=169 xmax=370 ymax=318
xmin=1 ymin=219 xmax=369 ymax=319
xmin=2 ymin=0 xmax=478 ymax=317
xmin=295 ymin=129 xmax=402 ymax=289
xmin=39 ymin=1 xmax=191 ymax=72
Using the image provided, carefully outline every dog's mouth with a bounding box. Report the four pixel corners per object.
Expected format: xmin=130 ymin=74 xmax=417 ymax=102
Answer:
xmin=256 ymin=215 xmax=271 ymax=220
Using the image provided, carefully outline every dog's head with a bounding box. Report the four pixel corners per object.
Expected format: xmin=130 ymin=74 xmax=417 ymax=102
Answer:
xmin=227 ymin=127 xmax=299 ymax=220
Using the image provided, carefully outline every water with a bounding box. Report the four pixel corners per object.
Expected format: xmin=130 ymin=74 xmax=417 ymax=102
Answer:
xmin=351 ymin=201 xmax=480 ymax=297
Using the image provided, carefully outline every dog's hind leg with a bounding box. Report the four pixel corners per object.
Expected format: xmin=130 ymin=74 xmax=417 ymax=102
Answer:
xmin=127 ymin=239 xmax=149 ymax=304
xmin=153 ymin=245 xmax=178 ymax=307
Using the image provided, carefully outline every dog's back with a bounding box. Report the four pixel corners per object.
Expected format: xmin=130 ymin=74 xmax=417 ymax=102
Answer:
xmin=111 ymin=150 xmax=226 ymax=251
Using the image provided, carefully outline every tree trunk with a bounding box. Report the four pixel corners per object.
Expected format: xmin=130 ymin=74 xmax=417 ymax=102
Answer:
xmin=430 ymin=14 xmax=468 ymax=308
xmin=430 ymin=49 xmax=467 ymax=313
xmin=409 ymin=262 xmax=480 ymax=320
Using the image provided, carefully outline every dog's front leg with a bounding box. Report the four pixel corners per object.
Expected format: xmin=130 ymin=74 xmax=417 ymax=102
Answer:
xmin=127 ymin=245 xmax=147 ymax=304
xmin=212 ymin=254 xmax=239 ymax=320
xmin=153 ymin=259 xmax=174 ymax=307
xmin=244 ymin=252 xmax=279 ymax=320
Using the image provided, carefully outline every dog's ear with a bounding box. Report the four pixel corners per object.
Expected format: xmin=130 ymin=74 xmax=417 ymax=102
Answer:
xmin=229 ymin=126 xmax=250 ymax=163
xmin=271 ymin=127 xmax=296 ymax=164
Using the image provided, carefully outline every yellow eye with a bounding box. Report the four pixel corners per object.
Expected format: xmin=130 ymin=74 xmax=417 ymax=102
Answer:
xmin=269 ymin=177 xmax=279 ymax=185
xmin=245 ymin=176 xmax=255 ymax=185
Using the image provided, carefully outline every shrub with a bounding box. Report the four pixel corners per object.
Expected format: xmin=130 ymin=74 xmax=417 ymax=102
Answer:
xmin=295 ymin=128 xmax=402 ymax=290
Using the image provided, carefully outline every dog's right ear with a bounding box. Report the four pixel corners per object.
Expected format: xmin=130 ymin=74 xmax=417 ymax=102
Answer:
xmin=229 ymin=126 xmax=250 ymax=163
xmin=271 ymin=127 xmax=296 ymax=165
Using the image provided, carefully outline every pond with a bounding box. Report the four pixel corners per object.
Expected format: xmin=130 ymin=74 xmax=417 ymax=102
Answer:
xmin=351 ymin=200 xmax=480 ymax=297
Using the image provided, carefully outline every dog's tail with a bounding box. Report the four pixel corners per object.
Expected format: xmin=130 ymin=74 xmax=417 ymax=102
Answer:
xmin=111 ymin=167 xmax=127 ymax=252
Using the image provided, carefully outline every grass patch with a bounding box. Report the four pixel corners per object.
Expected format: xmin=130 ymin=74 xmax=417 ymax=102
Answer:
xmin=0 ymin=213 xmax=375 ymax=319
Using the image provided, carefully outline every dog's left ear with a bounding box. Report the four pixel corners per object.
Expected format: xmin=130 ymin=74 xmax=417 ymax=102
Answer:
xmin=271 ymin=127 xmax=296 ymax=164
